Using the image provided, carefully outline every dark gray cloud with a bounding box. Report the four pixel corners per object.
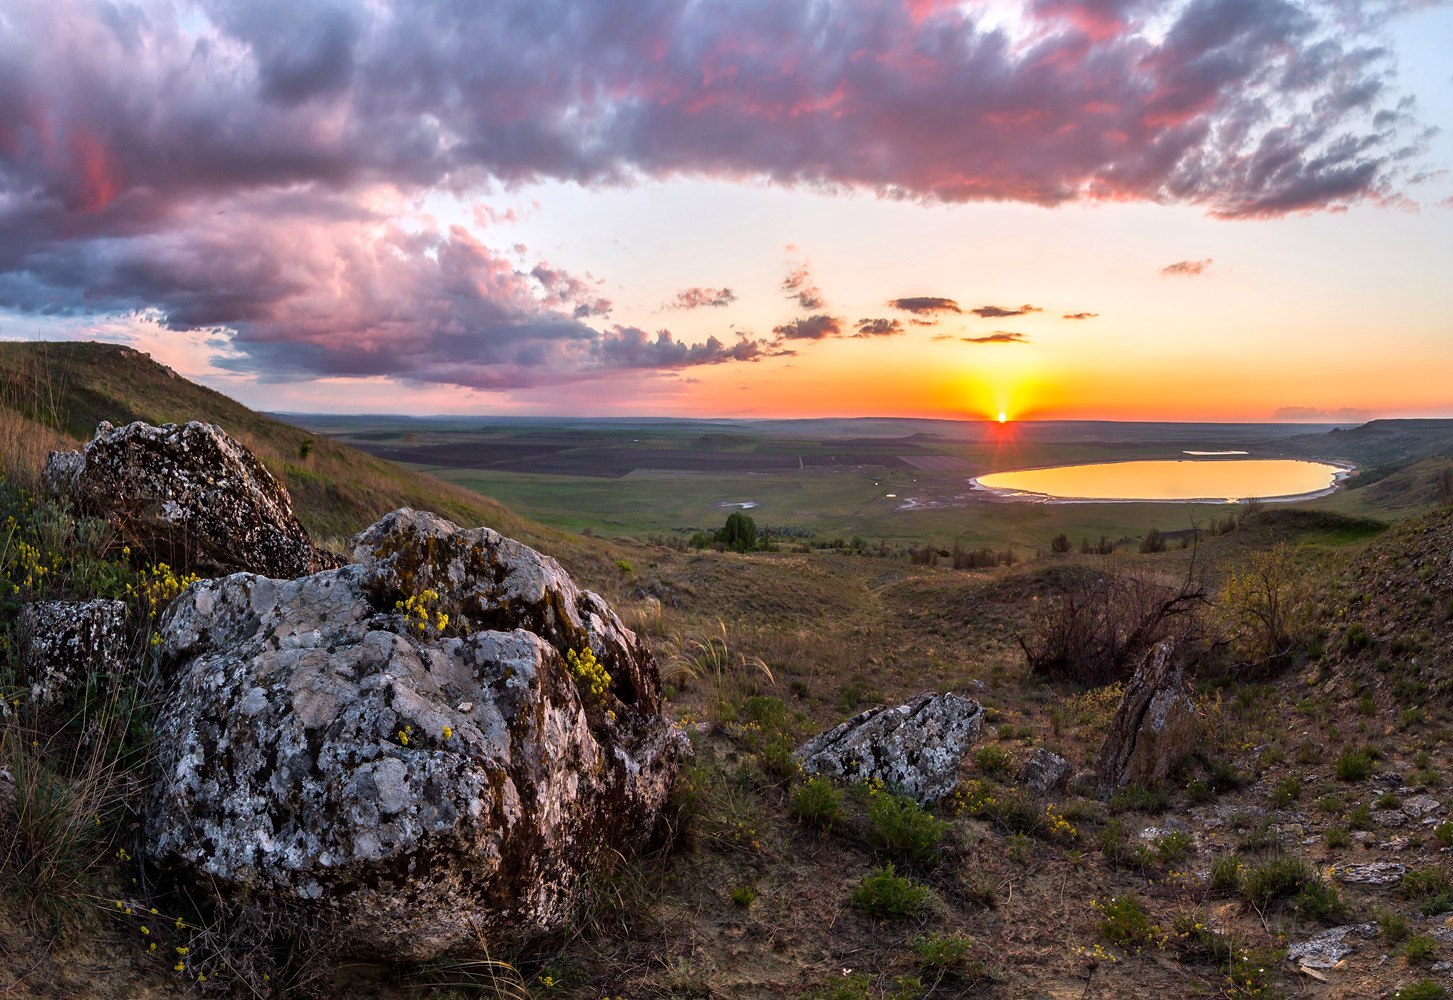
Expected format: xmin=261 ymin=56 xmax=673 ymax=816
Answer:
xmin=0 ymin=0 xmax=1433 ymax=390
xmin=970 ymin=304 xmax=1042 ymax=318
xmin=854 ymin=317 xmax=905 ymax=337
xmin=963 ymin=332 xmax=1030 ymax=343
xmin=667 ymin=287 xmax=737 ymax=310
xmin=773 ymin=314 xmax=844 ymax=340
xmin=888 ymin=296 xmax=961 ymax=315
xmin=1162 ymin=258 xmax=1214 ymax=276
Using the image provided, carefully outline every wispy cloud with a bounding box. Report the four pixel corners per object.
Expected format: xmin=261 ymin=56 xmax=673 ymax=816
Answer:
xmin=970 ymin=304 xmax=1042 ymax=318
xmin=1062 ymin=311 xmax=1099 ymax=320
xmin=773 ymin=314 xmax=843 ymax=340
xmin=782 ymin=259 xmax=825 ymax=310
xmin=667 ymin=286 xmax=737 ymax=310
xmin=888 ymin=296 xmax=961 ymax=315
xmin=855 ymin=317 xmax=905 ymax=337
xmin=962 ymin=332 xmax=1029 ymax=344
xmin=1161 ymin=259 xmax=1214 ymax=277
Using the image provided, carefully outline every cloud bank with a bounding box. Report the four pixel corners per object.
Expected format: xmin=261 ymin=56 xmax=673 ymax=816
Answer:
xmin=0 ymin=0 xmax=1433 ymax=390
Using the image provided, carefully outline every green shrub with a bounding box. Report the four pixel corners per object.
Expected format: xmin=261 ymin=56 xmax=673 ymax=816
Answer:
xmin=1379 ymin=908 xmax=1410 ymax=945
xmin=1154 ymin=830 xmax=1194 ymax=865
xmin=1291 ymin=878 xmax=1347 ymax=923
xmin=864 ymin=790 xmax=947 ymax=864
xmin=1402 ymin=868 xmax=1453 ymax=916
xmin=975 ymin=744 xmax=1014 ymax=778
xmin=1404 ymin=933 xmax=1438 ymax=964
xmin=912 ymin=932 xmax=975 ymax=974
xmin=1334 ymin=748 xmax=1373 ymax=781
xmin=729 ymin=883 xmax=758 ymax=908
xmin=1108 ymin=784 xmax=1171 ymax=814
xmin=849 ymin=864 xmax=929 ymax=920
xmin=790 ymin=776 xmax=844 ymax=832
xmin=1434 ymin=821 xmax=1453 ymax=848
xmin=1241 ymin=855 xmax=1322 ymax=909
xmin=1095 ymin=895 xmax=1160 ymax=950
xmin=1325 ymin=826 xmax=1350 ymax=849
xmin=1396 ymin=981 xmax=1448 ymax=1000
xmin=1344 ymin=622 xmax=1374 ymax=654
xmin=1097 ymin=817 xmax=1132 ymax=866
xmin=1209 ymin=855 xmax=1243 ymax=893
xmin=1270 ymin=777 xmax=1301 ymax=808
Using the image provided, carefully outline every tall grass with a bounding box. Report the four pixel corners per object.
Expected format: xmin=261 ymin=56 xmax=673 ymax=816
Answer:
xmin=665 ymin=620 xmax=775 ymax=725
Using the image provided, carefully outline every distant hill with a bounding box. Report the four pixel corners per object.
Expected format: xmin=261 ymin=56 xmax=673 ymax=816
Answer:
xmin=0 ymin=341 xmax=604 ymax=574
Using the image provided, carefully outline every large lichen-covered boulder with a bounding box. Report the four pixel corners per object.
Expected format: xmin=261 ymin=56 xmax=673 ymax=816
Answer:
xmin=43 ymin=420 xmax=339 ymax=578
xmin=1094 ymin=641 xmax=1199 ymax=788
xmin=145 ymin=508 xmax=686 ymax=961
xmin=794 ymin=691 xmax=983 ymax=803
xmin=18 ymin=599 xmax=130 ymax=708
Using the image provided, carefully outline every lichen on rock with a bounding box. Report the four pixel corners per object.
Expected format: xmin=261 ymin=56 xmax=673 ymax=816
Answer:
xmin=43 ymin=420 xmax=339 ymax=579
xmin=794 ymin=691 xmax=983 ymax=803
xmin=145 ymin=508 xmax=687 ymax=960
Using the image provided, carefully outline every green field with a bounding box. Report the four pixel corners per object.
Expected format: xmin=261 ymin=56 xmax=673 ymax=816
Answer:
xmin=296 ymin=414 xmax=1453 ymax=551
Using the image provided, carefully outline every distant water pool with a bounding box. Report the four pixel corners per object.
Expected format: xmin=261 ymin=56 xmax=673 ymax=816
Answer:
xmin=973 ymin=459 xmax=1349 ymax=503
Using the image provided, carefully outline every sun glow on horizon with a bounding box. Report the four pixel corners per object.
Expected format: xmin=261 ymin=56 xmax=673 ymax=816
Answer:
xmin=998 ymin=411 xmax=1007 ymax=423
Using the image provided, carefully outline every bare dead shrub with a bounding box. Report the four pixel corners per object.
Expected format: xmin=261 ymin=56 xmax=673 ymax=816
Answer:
xmin=1017 ymin=555 xmax=1207 ymax=685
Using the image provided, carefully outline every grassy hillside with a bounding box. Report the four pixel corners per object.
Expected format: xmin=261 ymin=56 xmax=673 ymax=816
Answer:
xmin=0 ymin=341 xmax=614 ymax=576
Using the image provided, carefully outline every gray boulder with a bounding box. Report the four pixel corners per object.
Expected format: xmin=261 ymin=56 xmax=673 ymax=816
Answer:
xmin=1019 ymin=748 xmax=1073 ymax=793
xmin=43 ymin=420 xmax=339 ymax=578
xmin=795 ymin=691 xmax=983 ymax=802
xmin=1095 ymin=641 xmax=1198 ymax=788
xmin=145 ymin=508 xmax=686 ymax=961
xmin=1286 ymin=924 xmax=1378 ymax=970
xmin=18 ymin=599 xmax=130 ymax=707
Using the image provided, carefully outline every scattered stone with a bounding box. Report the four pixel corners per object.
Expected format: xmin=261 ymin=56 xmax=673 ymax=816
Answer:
xmin=44 ymin=420 xmax=341 ymax=578
xmin=795 ymin=691 xmax=983 ymax=803
xmin=1094 ymin=641 xmax=1198 ymax=788
xmin=1402 ymin=794 xmax=1444 ymax=822
xmin=1018 ymin=748 xmax=1072 ymax=793
xmin=145 ymin=508 xmax=687 ymax=961
xmin=1334 ymin=862 xmax=1406 ymax=886
xmin=1286 ymin=924 xmax=1378 ymax=970
xmin=18 ymin=599 xmax=130 ymax=707
xmin=1376 ymin=809 xmax=1408 ymax=828
xmin=1140 ymin=818 xmax=1191 ymax=841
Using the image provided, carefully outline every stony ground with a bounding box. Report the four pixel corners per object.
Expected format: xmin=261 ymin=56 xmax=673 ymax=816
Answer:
xmin=4 ymin=508 xmax=1453 ymax=1000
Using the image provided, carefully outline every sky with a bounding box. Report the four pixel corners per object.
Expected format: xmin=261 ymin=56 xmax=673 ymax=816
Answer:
xmin=1 ymin=0 xmax=1450 ymax=421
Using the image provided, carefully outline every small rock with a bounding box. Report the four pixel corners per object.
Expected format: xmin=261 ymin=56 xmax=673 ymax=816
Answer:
xmin=1403 ymin=794 xmax=1444 ymax=821
xmin=1018 ymin=748 xmax=1072 ymax=793
xmin=1333 ymin=862 xmax=1406 ymax=886
xmin=795 ymin=691 xmax=983 ymax=803
xmin=1375 ymin=809 xmax=1408 ymax=828
xmin=1094 ymin=641 xmax=1198 ymax=789
xmin=1286 ymin=924 xmax=1378 ymax=970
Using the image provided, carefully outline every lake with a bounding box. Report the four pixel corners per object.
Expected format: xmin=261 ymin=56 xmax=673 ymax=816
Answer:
xmin=973 ymin=458 xmax=1348 ymax=503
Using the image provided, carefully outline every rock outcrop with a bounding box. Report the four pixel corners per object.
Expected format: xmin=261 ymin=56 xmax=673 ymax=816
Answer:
xmin=795 ymin=691 xmax=983 ymax=803
xmin=1019 ymin=748 xmax=1072 ymax=793
xmin=1094 ymin=641 xmax=1198 ymax=788
xmin=18 ymin=599 xmax=130 ymax=707
xmin=145 ymin=508 xmax=686 ymax=961
xmin=43 ymin=420 xmax=339 ymax=578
